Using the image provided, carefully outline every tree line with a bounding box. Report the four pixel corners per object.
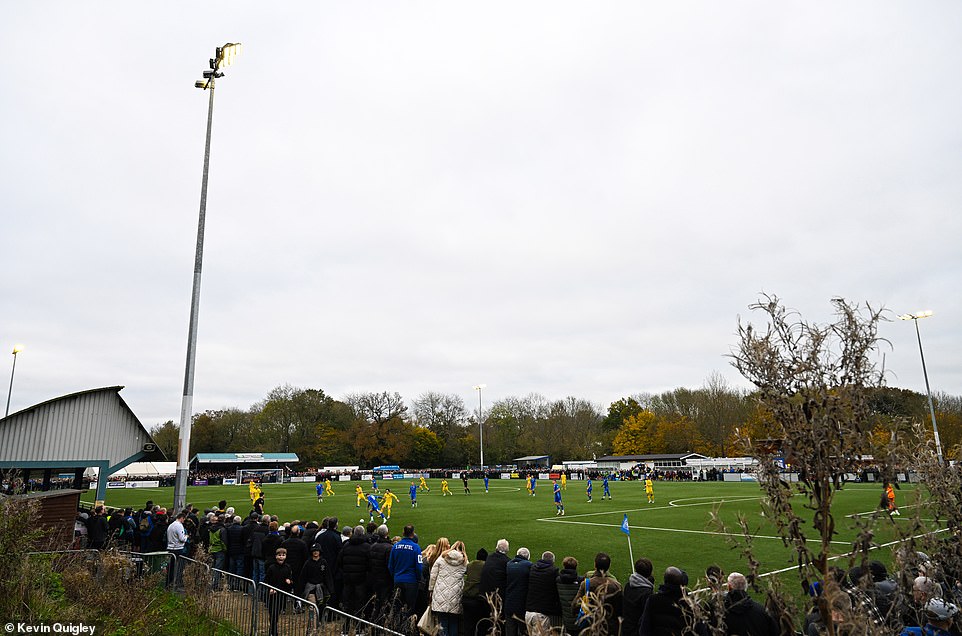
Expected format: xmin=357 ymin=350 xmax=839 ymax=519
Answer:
xmin=149 ymin=377 xmax=962 ymax=469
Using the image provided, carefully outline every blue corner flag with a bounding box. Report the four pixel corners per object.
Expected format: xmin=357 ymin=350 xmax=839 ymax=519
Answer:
xmin=621 ymin=514 xmax=630 ymax=535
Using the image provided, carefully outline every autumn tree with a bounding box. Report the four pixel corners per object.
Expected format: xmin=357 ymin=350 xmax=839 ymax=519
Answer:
xmin=612 ymin=411 xmax=660 ymax=455
xmin=149 ymin=420 xmax=178 ymax=460
xmin=729 ymin=295 xmax=889 ymax=635
xmin=412 ymin=392 xmax=470 ymax=466
xmin=347 ymin=391 xmax=413 ymax=466
xmin=408 ymin=427 xmax=443 ymax=467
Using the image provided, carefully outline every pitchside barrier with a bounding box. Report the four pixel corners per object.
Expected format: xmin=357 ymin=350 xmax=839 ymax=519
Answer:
xmin=252 ymin=582 xmax=319 ymax=636
xmin=29 ymin=549 xmax=426 ymax=636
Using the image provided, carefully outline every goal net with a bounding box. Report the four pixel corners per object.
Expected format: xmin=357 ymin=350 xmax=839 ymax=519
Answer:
xmin=236 ymin=468 xmax=284 ymax=484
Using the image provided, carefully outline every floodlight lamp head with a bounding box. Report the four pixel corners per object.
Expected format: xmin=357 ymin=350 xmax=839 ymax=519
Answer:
xmin=11 ymin=344 xmax=23 ymax=355
xmin=219 ymin=42 xmax=241 ymax=68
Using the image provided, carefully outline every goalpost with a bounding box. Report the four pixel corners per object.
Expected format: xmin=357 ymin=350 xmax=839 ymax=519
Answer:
xmin=236 ymin=467 xmax=284 ymax=484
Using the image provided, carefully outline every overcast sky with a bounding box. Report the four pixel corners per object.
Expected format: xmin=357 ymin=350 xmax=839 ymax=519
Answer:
xmin=2 ymin=3 xmax=959 ymax=427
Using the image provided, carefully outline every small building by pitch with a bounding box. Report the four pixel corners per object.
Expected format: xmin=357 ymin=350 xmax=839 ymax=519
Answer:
xmin=0 ymin=386 xmax=166 ymax=502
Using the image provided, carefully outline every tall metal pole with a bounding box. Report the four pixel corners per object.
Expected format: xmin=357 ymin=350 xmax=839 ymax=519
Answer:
xmin=5 ymin=348 xmax=20 ymax=417
xmin=173 ymin=79 xmax=216 ymax=513
xmin=913 ymin=318 xmax=943 ymax=465
xmin=474 ymin=385 xmax=484 ymax=469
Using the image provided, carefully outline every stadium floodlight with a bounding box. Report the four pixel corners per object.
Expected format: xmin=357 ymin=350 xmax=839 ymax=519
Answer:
xmin=898 ymin=310 xmax=942 ymax=464
xmin=5 ymin=344 xmax=23 ymax=417
xmin=473 ymin=384 xmax=487 ymax=469
xmin=173 ymin=43 xmax=242 ymax=514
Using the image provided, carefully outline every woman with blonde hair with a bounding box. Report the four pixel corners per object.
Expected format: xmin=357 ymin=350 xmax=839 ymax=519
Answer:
xmin=430 ymin=540 xmax=468 ymax=636
xmin=424 ymin=537 xmax=450 ymax=574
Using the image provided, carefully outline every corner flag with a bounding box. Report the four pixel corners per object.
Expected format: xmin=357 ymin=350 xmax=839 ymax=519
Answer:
xmin=621 ymin=514 xmax=630 ymax=535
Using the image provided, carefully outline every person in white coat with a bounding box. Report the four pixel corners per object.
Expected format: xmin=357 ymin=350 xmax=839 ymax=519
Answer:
xmin=429 ymin=540 xmax=468 ymax=636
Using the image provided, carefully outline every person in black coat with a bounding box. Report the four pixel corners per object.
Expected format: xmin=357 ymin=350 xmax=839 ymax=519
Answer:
xmin=336 ymin=526 xmax=372 ymax=616
xmin=265 ymin=547 xmax=294 ymax=636
xmin=299 ymin=545 xmax=334 ymax=607
xmin=86 ymin=506 xmax=110 ymax=550
xmin=367 ymin=525 xmax=394 ymax=617
xmin=622 ymin=557 xmax=655 ymax=636
xmin=723 ymin=573 xmax=778 ymax=636
xmin=525 ymin=551 xmax=562 ymax=629
xmin=318 ymin=517 xmax=344 ymax=607
xmin=262 ymin=521 xmax=284 ymax=568
xmin=504 ymin=548 xmax=533 ymax=636
xmin=148 ymin=510 xmax=169 ymax=554
xmin=224 ymin=515 xmax=246 ymax=588
xmin=640 ymin=566 xmax=698 ymax=636
xmin=280 ymin=526 xmax=310 ymax=587
xmin=302 ymin=521 xmax=320 ymax=549
xmin=480 ymin=539 xmax=511 ymax=600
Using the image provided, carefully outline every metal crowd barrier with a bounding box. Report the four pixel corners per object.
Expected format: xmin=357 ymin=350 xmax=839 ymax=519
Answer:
xmin=29 ymin=549 xmax=410 ymax=636
xmin=252 ymin=583 xmax=319 ymax=636
xmin=208 ymin=566 xmax=257 ymax=630
xmin=319 ymin=603 xmax=408 ymax=636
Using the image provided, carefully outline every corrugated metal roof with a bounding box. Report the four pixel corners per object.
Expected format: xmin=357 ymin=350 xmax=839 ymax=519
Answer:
xmin=0 ymin=386 xmax=165 ymax=466
xmin=192 ymin=452 xmax=299 ymax=464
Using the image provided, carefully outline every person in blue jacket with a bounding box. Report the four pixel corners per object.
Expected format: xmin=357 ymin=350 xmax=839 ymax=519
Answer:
xmin=387 ymin=524 xmax=423 ymax=619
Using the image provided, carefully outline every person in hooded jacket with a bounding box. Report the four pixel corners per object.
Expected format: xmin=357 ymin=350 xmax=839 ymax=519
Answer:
xmin=557 ymin=556 xmax=583 ymax=635
xmin=723 ymin=572 xmax=778 ymax=636
xmin=430 ymin=540 xmax=468 ymax=636
xmin=622 ymin=557 xmax=655 ymax=636
xmin=524 ymin=551 xmax=562 ymax=631
xmin=337 ymin=525 xmax=372 ymax=616
xmin=505 ymin=547 xmax=533 ymax=636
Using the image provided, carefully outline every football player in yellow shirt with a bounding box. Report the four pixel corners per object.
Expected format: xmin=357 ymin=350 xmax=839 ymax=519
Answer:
xmin=419 ymin=475 xmax=430 ymax=492
xmin=560 ymin=472 xmax=567 ymax=491
xmin=441 ymin=479 xmax=452 ymax=496
xmin=249 ymin=479 xmax=261 ymax=505
xmin=380 ymin=489 xmax=399 ymax=519
xmin=645 ymin=477 xmax=654 ymax=503
xmin=355 ymin=484 xmax=365 ymax=507
xmin=324 ymin=478 xmax=335 ymax=497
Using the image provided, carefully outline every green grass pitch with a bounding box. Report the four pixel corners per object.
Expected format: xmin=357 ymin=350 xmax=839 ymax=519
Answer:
xmin=84 ymin=478 xmax=924 ymax=585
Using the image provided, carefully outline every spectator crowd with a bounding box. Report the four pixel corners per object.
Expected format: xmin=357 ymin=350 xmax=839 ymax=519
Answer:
xmin=73 ymin=499 xmax=962 ymax=636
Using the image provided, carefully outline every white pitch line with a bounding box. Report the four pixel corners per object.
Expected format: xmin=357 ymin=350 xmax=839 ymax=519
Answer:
xmin=557 ymin=496 xmax=762 ymax=520
xmin=537 ymin=518 xmax=852 ymax=545
xmin=845 ymin=503 xmax=921 ymax=518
